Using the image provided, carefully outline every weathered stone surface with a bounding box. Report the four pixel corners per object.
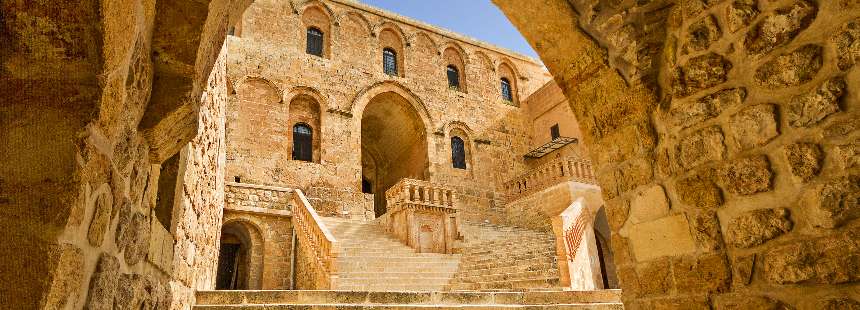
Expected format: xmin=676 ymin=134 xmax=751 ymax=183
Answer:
xmin=85 ymin=254 xmax=120 ymax=310
xmin=726 ymin=208 xmax=793 ymax=248
xmin=805 ymin=174 xmax=860 ymax=228
xmin=744 ymin=0 xmax=817 ymax=55
xmin=712 ymin=294 xmax=789 ymax=309
xmin=685 ymin=15 xmax=721 ymax=53
xmin=732 ymin=254 xmax=755 ymax=286
xmin=115 ymin=274 xmax=150 ymax=309
xmin=689 ymin=211 xmax=723 ymax=252
xmin=755 ymin=44 xmax=823 ymax=88
xmin=672 ymin=254 xmax=731 ymax=294
xmin=824 ymin=118 xmax=859 ymax=138
xmin=836 ymin=138 xmax=860 ymax=170
xmin=87 ymin=192 xmax=112 ymax=247
xmin=669 ymin=88 xmax=746 ymax=129
xmin=834 ymin=19 xmax=860 ymax=71
xmin=787 ymin=77 xmax=846 ymax=128
xmin=673 ymin=53 xmax=732 ymax=97
xmin=652 ymin=296 xmax=711 ymax=310
xmin=763 ymin=229 xmax=860 ymax=284
xmin=42 ymin=244 xmax=85 ymax=310
xmin=627 ymin=215 xmax=698 ymax=262
xmin=784 ymin=143 xmax=823 ymax=181
xmin=636 ymin=259 xmax=672 ymax=296
xmin=726 ymin=104 xmax=779 ymax=151
xmin=116 ymin=204 xmax=150 ymax=266
xmin=717 ymin=156 xmax=773 ymax=196
xmin=628 ymin=185 xmax=670 ymax=224
xmin=677 ymin=126 xmax=726 ymax=169
xmin=675 ymin=169 xmax=724 ymax=208
xmin=605 ymin=198 xmax=630 ymax=231
xmin=599 ymin=159 xmax=653 ymax=199
xmin=726 ymin=0 xmax=759 ymax=33
xmin=821 ymin=298 xmax=860 ymax=310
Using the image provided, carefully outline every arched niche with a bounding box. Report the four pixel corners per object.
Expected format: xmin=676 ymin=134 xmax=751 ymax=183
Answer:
xmin=376 ymin=24 xmax=406 ymax=77
xmin=287 ymin=93 xmax=322 ymax=163
xmin=498 ymin=60 xmax=520 ymax=105
xmin=216 ymin=220 xmax=265 ymax=290
xmin=300 ymin=2 xmax=333 ymax=58
xmin=442 ymin=44 xmax=468 ymax=92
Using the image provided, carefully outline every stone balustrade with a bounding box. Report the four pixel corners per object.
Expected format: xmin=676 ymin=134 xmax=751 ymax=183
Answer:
xmin=504 ymin=156 xmax=597 ymax=202
xmin=383 ymin=179 xmax=461 ymax=254
xmin=289 ymin=189 xmax=339 ymax=289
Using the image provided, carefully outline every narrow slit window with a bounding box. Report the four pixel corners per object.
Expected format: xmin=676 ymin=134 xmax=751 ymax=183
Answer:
xmin=292 ymin=123 xmax=313 ymax=162
xmin=501 ymin=78 xmax=513 ymax=102
xmin=383 ymin=48 xmax=398 ymax=76
xmin=447 ymin=65 xmax=460 ymax=89
xmin=451 ymin=136 xmax=466 ymax=170
xmin=551 ymin=124 xmax=560 ymax=141
xmin=306 ymin=27 xmax=324 ymax=57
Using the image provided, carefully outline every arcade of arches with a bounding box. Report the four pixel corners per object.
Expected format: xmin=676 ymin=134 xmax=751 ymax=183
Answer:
xmin=1 ymin=0 xmax=858 ymax=309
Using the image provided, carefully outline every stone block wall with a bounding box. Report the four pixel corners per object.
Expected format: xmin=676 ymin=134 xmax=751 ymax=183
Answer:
xmin=496 ymin=0 xmax=860 ymax=308
xmin=222 ymin=210 xmax=294 ymax=290
xmin=305 ymin=187 xmax=374 ymax=221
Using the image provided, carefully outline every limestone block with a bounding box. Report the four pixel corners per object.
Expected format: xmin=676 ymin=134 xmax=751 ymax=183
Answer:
xmin=755 ymin=44 xmax=823 ymax=88
xmin=763 ymin=229 xmax=860 ymax=284
xmin=627 ymin=215 xmax=697 ymax=261
xmin=834 ymin=18 xmax=860 ymax=71
xmin=628 ymin=185 xmax=670 ymax=224
xmin=673 ymin=53 xmax=732 ymax=97
xmin=684 ymin=15 xmax=722 ymax=53
xmin=598 ymin=159 xmax=653 ymax=199
xmin=824 ymin=118 xmax=858 ymax=138
xmin=85 ymin=254 xmax=120 ymax=310
xmin=675 ymin=169 xmax=724 ymax=208
xmin=787 ymin=77 xmax=846 ymax=128
xmin=672 ymin=253 xmax=731 ymax=294
xmin=836 ymin=138 xmax=860 ymax=169
xmin=651 ymin=296 xmax=711 ymax=310
xmin=726 ymin=208 xmax=793 ymax=248
xmin=115 ymin=274 xmax=149 ymax=309
xmin=726 ymin=0 xmax=759 ymax=33
xmin=636 ymin=259 xmax=672 ymax=296
xmin=604 ymin=198 xmax=630 ymax=231
xmin=88 ymin=192 xmax=113 ymax=247
xmin=732 ymin=254 xmax=755 ymax=286
xmin=677 ymin=126 xmax=726 ymax=169
xmin=744 ymin=0 xmax=817 ymax=55
xmin=711 ymin=294 xmax=789 ymax=309
xmin=784 ymin=142 xmax=823 ymax=181
xmin=42 ymin=244 xmax=84 ymax=310
xmin=717 ymin=156 xmax=773 ymax=196
xmin=726 ymin=104 xmax=779 ymax=151
xmin=820 ymin=298 xmax=860 ymax=310
xmin=805 ymin=174 xmax=860 ymax=228
xmin=669 ymin=88 xmax=746 ymax=129
xmin=688 ymin=211 xmax=723 ymax=252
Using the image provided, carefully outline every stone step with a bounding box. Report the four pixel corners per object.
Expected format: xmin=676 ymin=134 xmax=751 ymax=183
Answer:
xmin=195 ymin=290 xmax=624 ymax=306
xmin=452 ymin=269 xmax=559 ymax=284
xmin=461 ymin=256 xmax=556 ymax=271
xmin=465 ymin=239 xmax=556 ymax=251
xmin=447 ymin=277 xmax=561 ymax=291
xmin=461 ymin=249 xmax=556 ymax=261
xmin=336 ymin=272 xmax=457 ymax=279
xmin=459 ymin=262 xmax=558 ymax=277
xmin=336 ymin=277 xmax=453 ymax=287
xmin=195 ymin=303 xmax=622 ymax=309
xmin=335 ymin=262 xmax=461 ymax=273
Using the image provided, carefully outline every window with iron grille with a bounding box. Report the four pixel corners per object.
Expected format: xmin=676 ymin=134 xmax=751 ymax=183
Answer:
xmin=292 ymin=124 xmax=313 ymax=162
xmin=451 ymin=136 xmax=466 ymax=169
xmin=551 ymin=124 xmax=560 ymax=140
xmin=383 ymin=48 xmax=398 ymax=76
xmin=447 ymin=65 xmax=460 ymax=89
xmin=306 ymin=27 xmax=323 ymax=57
xmin=501 ymin=78 xmax=513 ymax=102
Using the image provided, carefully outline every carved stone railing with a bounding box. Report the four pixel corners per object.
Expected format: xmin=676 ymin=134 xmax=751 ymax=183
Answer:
xmin=504 ymin=156 xmax=597 ymax=202
xmin=382 ymin=179 xmax=461 ymax=254
xmin=290 ymin=189 xmax=338 ymax=289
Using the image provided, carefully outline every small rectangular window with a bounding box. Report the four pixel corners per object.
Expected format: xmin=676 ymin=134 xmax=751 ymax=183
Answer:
xmin=383 ymin=49 xmax=398 ymax=76
xmin=228 ymin=26 xmax=236 ymax=36
xmin=551 ymin=124 xmax=560 ymax=141
xmin=306 ymin=28 xmax=324 ymax=57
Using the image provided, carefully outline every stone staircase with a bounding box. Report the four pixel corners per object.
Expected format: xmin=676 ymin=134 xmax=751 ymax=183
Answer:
xmin=449 ymin=223 xmax=561 ymax=291
xmin=194 ymin=290 xmax=624 ymax=309
xmin=321 ymin=217 xmax=461 ymax=291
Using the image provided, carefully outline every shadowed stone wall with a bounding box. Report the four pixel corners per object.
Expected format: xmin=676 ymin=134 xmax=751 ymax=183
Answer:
xmin=495 ymin=0 xmax=860 ymax=308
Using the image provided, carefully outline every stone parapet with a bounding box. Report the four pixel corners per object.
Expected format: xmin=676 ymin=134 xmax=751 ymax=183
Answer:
xmin=383 ymin=178 xmax=462 ymax=254
xmin=226 ymin=182 xmax=293 ymax=211
xmin=504 ymin=156 xmax=597 ymax=202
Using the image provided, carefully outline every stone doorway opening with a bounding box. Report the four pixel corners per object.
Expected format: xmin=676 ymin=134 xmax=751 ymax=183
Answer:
xmin=360 ymin=91 xmax=430 ymax=217
xmin=215 ymin=221 xmax=263 ymax=290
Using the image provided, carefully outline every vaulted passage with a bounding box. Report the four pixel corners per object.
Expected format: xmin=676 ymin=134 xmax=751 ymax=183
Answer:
xmin=360 ymin=92 xmax=429 ymax=216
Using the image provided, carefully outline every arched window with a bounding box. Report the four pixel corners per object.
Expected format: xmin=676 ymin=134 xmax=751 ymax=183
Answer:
xmin=292 ymin=123 xmax=313 ymax=162
xmin=447 ymin=65 xmax=460 ymax=90
xmin=451 ymin=136 xmax=466 ymax=169
xmin=501 ymin=78 xmax=513 ymax=102
xmin=306 ymin=27 xmax=324 ymax=57
xmin=383 ymin=48 xmax=398 ymax=76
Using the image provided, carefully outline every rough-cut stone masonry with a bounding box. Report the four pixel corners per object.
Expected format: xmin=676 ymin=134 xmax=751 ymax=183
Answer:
xmin=495 ymin=0 xmax=860 ymax=308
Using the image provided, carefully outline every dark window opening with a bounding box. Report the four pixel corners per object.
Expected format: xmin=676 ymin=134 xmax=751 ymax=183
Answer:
xmin=447 ymin=65 xmax=460 ymax=90
xmin=155 ymin=152 xmax=180 ymax=230
xmin=501 ymin=78 xmax=513 ymax=102
xmin=451 ymin=136 xmax=466 ymax=170
xmin=292 ymin=123 xmax=313 ymax=162
xmin=383 ymin=48 xmax=398 ymax=76
xmin=306 ymin=27 xmax=324 ymax=57
xmin=361 ymin=178 xmax=372 ymax=194
xmin=234 ymin=176 xmax=241 ymax=183
xmin=228 ymin=26 xmax=236 ymax=36
xmin=551 ymin=124 xmax=560 ymax=141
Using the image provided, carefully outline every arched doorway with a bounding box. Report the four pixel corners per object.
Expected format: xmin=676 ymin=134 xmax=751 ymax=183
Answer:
xmin=360 ymin=91 xmax=430 ymax=217
xmin=215 ymin=221 xmax=264 ymax=290
xmin=593 ymin=207 xmax=619 ymax=289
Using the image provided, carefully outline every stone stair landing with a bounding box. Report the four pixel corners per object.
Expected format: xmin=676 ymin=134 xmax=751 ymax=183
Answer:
xmin=321 ymin=217 xmax=461 ymax=291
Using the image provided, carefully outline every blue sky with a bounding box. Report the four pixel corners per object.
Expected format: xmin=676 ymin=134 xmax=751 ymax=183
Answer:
xmin=358 ymin=0 xmax=539 ymax=59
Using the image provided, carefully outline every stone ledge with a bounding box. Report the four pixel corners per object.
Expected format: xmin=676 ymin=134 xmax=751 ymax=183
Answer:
xmin=226 ymin=182 xmax=294 ymax=193
xmin=225 ymin=205 xmax=293 ymax=217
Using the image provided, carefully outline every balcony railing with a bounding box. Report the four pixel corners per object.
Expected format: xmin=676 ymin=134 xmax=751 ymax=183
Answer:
xmin=383 ymin=179 xmax=461 ymax=253
xmin=504 ymin=156 xmax=597 ymax=201
xmin=290 ymin=189 xmax=338 ymax=288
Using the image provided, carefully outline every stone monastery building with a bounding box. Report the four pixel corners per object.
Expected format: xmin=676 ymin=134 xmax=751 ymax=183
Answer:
xmin=1 ymin=0 xmax=859 ymax=309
